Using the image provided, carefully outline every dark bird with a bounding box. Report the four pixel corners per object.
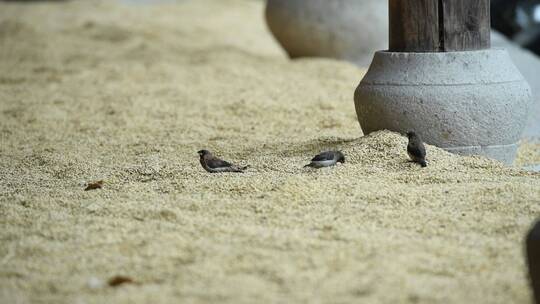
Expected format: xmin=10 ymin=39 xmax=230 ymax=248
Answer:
xmin=527 ymin=220 xmax=540 ymax=304
xmin=304 ymin=151 xmax=345 ymax=168
xmin=197 ymin=150 xmax=248 ymax=173
xmin=406 ymin=131 xmax=427 ymax=167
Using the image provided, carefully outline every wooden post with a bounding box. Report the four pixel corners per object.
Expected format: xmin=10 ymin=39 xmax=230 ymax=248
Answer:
xmin=528 ymin=221 xmax=540 ymax=304
xmin=389 ymin=0 xmax=490 ymax=52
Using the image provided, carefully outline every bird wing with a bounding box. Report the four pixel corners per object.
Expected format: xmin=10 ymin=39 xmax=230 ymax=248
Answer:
xmin=407 ymin=144 xmax=426 ymax=159
xmin=206 ymin=157 xmax=233 ymax=169
xmin=311 ymin=151 xmax=335 ymax=162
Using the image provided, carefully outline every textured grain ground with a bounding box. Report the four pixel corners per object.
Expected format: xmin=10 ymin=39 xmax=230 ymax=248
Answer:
xmin=1 ymin=1 xmax=539 ymax=303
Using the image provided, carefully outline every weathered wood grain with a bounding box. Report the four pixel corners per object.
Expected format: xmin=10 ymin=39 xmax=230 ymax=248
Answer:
xmin=389 ymin=0 xmax=440 ymax=52
xmin=389 ymin=0 xmax=491 ymax=52
xmin=441 ymin=0 xmax=490 ymax=51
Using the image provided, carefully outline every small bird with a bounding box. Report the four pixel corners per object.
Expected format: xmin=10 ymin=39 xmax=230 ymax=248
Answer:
xmin=304 ymin=151 xmax=345 ymax=168
xmin=406 ymin=131 xmax=427 ymax=167
xmin=197 ymin=149 xmax=248 ymax=173
xmin=527 ymin=220 xmax=540 ymax=304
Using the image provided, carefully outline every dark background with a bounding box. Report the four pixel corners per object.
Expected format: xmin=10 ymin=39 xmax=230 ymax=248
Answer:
xmin=492 ymin=0 xmax=540 ymax=55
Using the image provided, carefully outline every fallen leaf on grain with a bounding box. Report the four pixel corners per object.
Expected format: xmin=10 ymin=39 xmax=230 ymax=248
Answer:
xmin=107 ymin=275 xmax=134 ymax=287
xmin=84 ymin=180 xmax=103 ymax=191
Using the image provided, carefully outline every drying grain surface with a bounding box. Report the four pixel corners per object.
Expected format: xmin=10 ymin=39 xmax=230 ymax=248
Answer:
xmin=1 ymin=1 xmax=539 ymax=303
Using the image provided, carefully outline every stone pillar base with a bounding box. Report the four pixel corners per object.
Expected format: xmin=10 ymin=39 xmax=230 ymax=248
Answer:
xmin=354 ymin=49 xmax=533 ymax=164
xmin=265 ymin=0 xmax=388 ymax=67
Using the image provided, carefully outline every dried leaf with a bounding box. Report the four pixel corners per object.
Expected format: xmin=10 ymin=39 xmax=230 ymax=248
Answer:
xmin=107 ymin=275 xmax=134 ymax=287
xmin=84 ymin=180 xmax=103 ymax=191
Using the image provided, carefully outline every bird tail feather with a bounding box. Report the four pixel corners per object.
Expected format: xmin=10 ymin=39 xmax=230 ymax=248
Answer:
xmin=234 ymin=165 xmax=249 ymax=172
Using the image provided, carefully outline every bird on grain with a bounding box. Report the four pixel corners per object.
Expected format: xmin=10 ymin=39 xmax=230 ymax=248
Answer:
xmin=304 ymin=151 xmax=345 ymax=168
xmin=406 ymin=131 xmax=427 ymax=167
xmin=198 ymin=150 xmax=248 ymax=173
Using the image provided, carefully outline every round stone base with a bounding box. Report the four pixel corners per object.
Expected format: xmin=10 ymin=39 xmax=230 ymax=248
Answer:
xmin=354 ymin=49 xmax=533 ymax=164
xmin=265 ymin=0 xmax=387 ymax=67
